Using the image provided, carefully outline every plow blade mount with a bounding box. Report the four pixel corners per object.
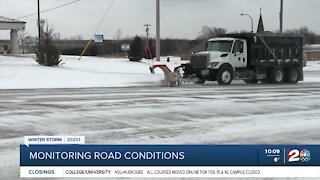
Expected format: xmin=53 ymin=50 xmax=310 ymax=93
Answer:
xmin=151 ymin=64 xmax=177 ymax=86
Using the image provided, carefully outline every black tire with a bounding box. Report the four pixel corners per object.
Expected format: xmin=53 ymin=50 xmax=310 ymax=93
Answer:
xmin=217 ymin=66 xmax=233 ymax=85
xmin=285 ymin=67 xmax=300 ymax=84
xmin=244 ymin=79 xmax=259 ymax=84
xmin=269 ymin=67 xmax=284 ymax=84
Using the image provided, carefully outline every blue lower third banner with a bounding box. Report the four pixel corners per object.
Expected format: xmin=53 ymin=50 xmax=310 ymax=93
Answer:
xmin=20 ymin=145 xmax=319 ymax=166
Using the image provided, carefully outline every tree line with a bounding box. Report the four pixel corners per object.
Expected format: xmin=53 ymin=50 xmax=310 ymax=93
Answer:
xmin=35 ymin=26 xmax=320 ymax=60
xmin=30 ymin=22 xmax=319 ymax=67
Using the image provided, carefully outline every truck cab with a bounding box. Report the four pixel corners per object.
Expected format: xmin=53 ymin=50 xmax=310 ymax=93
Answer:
xmin=206 ymin=37 xmax=248 ymax=69
xmin=190 ymin=37 xmax=248 ymax=84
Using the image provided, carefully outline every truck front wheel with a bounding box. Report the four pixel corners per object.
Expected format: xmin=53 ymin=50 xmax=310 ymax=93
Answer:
xmin=285 ymin=67 xmax=300 ymax=84
xmin=269 ymin=67 xmax=284 ymax=84
xmin=217 ymin=66 xmax=233 ymax=85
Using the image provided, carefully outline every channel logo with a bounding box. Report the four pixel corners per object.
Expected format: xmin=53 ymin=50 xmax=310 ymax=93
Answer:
xmin=287 ymin=149 xmax=311 ymax=162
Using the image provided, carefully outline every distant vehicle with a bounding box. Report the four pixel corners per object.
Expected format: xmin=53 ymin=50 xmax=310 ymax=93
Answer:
xmin=176 ymin=33 xmax=305 ymax=85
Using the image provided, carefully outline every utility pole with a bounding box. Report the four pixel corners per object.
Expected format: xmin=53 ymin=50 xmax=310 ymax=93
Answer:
xmin=144 ymin=24 xmax=152 ymax=59
xmin=156 ymin=0 xmax=160 ymax=61
xmin=144 ymin=24 xmax=151 ymax=47
xmin=280 ymin=0 xmax=283 ymax=33
xmin=37 ymin=0 xmax=41 ymax=49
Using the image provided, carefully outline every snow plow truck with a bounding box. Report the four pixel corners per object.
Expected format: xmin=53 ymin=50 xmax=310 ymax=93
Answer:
xmin=152 ymin=33 xmax=305 ymax=86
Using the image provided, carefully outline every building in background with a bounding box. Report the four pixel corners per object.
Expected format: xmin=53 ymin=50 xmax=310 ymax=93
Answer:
xmin=0 ymin=16 xmax=26 ymax=54
xmin=304 ymin=44 xmax=320 ymax=61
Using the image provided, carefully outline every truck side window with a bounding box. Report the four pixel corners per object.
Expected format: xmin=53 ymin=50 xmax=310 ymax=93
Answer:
xmin=232 ymin=41 xmax=237 ymax=54
xmin=232 ymin=40 xmax=243 ymax=54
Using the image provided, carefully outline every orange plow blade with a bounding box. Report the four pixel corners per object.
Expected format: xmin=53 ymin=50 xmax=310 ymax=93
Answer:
xmin=151 ymin=64 xmax=177 ymax=87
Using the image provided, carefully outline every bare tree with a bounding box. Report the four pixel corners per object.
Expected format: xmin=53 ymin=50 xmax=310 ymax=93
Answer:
xmin=35 ymin=23 xmax=62 ymax=66
xmin=197 ymin=26 xmax=227 ymax=40
xmin=115 ymin=29 xmax=122 ymax=41
xmin=68 ymin=35 xmax=82 ymax=40
xmin=113 ymin=29 xmax=122 ymax=57
xmin=282 ymin=26 xmax=320 ymax=44
xmin=52 ymin=33 xmax=61 ymax=40
xmin=18 ymin=30 xmax=28 ymax=54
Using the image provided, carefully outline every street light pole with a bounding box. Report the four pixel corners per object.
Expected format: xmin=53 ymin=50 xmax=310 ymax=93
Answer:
xmin=156 ymin=0 xmax=160 ymax=61
xmin=240 ymin=13 xmax=253 ymax=33
xmin=37 ymin=0 xmax=41 ymax=49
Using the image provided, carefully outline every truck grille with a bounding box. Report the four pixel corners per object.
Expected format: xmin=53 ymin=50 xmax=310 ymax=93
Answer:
xmin=190 ymin=54 xmax=209 ymax=69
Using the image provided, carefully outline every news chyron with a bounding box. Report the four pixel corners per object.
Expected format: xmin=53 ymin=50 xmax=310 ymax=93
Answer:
xmin=20 ymin=136 xmax=320 ymax=178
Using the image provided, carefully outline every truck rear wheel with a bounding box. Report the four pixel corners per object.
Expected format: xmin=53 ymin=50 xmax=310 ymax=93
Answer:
xmin=269 ymin=67 xmax=284 ymax=84
xmin=285 ymin=67 xmax=300 ymax=84
xmin=217 ymin=66 xmax=233 ymax=85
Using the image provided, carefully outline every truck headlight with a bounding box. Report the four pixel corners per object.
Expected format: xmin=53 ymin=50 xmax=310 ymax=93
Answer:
xmin=208 ymin=62 xmax=219 ymax=68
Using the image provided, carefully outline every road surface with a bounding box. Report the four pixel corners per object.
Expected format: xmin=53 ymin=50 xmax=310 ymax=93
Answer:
xmin=1 ymin=74 xmax=320 ymax=179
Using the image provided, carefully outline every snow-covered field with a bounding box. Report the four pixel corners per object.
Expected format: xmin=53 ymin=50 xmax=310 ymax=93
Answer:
xmin=1 ymin=54 xmax=320 ymax=89
xmin=0 ymin=55 xmax=182 ymax=89
xmin=1 ymin=55 xmax=320 ymax=179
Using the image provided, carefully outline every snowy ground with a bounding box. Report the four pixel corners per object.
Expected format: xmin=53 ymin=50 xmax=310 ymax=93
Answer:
xmin=0 ymin=54 xmax=319 ymax=89
xmin=0 ymin=55 xmax=320 ymax=179
xmin=0 ymin=55 xmax=182 ymax=89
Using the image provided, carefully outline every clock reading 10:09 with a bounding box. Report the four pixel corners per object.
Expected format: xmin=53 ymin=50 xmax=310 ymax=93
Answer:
xmin=265 ymin=149 xmax=281 ymax=155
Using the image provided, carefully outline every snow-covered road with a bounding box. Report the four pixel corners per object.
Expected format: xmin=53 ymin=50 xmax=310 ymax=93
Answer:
xmin=1 ymin=77 xmax=320 ymax=179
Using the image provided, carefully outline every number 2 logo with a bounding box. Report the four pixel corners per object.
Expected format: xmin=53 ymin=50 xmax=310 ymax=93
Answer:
xmin=288 ymin=149 xmax=300 ymax=162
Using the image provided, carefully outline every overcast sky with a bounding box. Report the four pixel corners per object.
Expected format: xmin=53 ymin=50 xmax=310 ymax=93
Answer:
xmin=0 ymin=0 xmax=319 ymax=40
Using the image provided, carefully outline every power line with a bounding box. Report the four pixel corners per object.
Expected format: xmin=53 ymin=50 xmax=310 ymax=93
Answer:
xmin=15 ymin=0 xmax=81 ymax=19
xmin=105 ymin=0 xmax=134 ymax=33
xmin=94 ymin=0 xmax=115 ymax=33
xmin=79 ymin=0 xmax=116 ymax=60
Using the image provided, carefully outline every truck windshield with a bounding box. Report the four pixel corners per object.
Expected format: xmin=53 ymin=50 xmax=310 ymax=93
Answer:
xmin=207 ymin=41 xmax=233 ymax=52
